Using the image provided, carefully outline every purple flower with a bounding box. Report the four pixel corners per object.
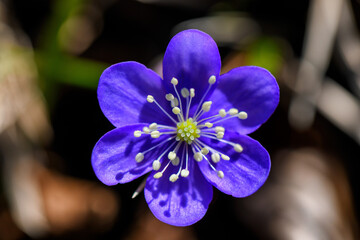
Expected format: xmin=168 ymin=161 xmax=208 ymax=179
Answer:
xmin=92 ymin=29 xmax=279 ymax=226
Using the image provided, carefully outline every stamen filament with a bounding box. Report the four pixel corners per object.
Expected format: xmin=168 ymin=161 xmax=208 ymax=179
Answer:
xmin=131 ymin=176 xmax=147 ymax=199
xmin=195 ymin=139 xmax=230 ymax=162
xmin=171 ymin=78 xmax=185 ymax=120
xmin=196 ymin=114 xmax=221 ymax=124
xmin=210 ymin=114 xmax=240 ymax=125
xmin=193 ymin=76 xmax=216 ymax=118
xmin=185 ymin=88 xmax=195 ymax=120
xmin=148 ymin=97 xmax=178 ymax=124
xmin=199 ymin=135 xmax=243 ymax=152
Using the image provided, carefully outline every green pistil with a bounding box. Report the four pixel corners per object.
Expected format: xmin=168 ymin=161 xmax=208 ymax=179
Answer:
xmin=177 ymin=119 xmax=200 ymax=143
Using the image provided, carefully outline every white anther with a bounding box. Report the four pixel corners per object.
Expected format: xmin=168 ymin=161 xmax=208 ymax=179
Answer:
xmin=154 ymin=172 xmax=163 ymax=179
xmin=234 ymin=144 xmax=243 ymax=152
xmin=215 ymin=126 xmax=225 ymax=133
xmin=190 ymin=88 xmax=195 ymax=97
xmin=151 ymin=131 xmax=160 ymax=138
xmin=219 ymin=109 xmax=227 ymax=117
xmin=171 ymin=98 xmax=179 ymax=107
xmin=221 ymin=154 xmax=230 ymax=161
xmin=205 ymin=122 xmax=213 ymax=128
xmin=216 ymin=132 xmax=224 ymax=139
xmin=134 ymin=130 xmax=142 ymax=137
xmin=238 ymin=111 xmax=248 ymax=120
xmin=149 ymin=123 xmax=158 ymax=130
xmin=208 ymin=75 xmax=216 ymax=84
xmin=165 ymin=93 xmax=174 ymax=101
xmin=169 ymin=174 xmax=178 ymax=182
xmin=172 ymin=107 xmax=181 ymax=115
xmin=171 ymin=77 xmax=178 ymax=85
xmin=168 ymin=151 xmax=176 ymax=160
xmin=217 ymin=170 xmax=224 ymax=178
xmin=229 ymin=108 xmax=239 ymax=115
xmin=202 ymin=101 xmax=212 ymax=112
xmin=152 ymin=160 xmax=161 ymax=171
xmin=142 ymin=127 xmax=150 ymax=133
xmin=181 ymin=169 xmax=189 ymax=177
xmin=194 ymin=152 xmax=203 ymax=162
xmin=135 ymin=153 xmax=144 ymax=163
xmin=181 ymin=88 xmax=189 ymax=98
xmin=201 ymin=148 xmax=209 ymax=155
xmin=147 ymin=95 xmax=154 ymax=103
xmin=172 ymin=157 xmax=180 ymax=166
xmin=211 ymin=153 xmax=221 ymax=163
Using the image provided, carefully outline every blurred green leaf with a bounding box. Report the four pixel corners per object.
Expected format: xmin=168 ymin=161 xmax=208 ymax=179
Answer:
xmin=246 ymin=37 xmax=283 ymax=75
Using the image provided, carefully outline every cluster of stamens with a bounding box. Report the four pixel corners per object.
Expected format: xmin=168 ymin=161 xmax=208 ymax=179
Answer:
xmin=133 ymin=75 xmax=248 ymax=183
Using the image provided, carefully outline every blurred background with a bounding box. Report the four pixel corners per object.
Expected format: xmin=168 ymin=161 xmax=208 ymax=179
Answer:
xmin=0 ymin=0 xmax=359 ymax=239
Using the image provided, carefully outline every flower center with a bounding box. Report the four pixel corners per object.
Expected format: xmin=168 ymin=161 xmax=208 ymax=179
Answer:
xmin=176 ymin=119 xmax=200 ymax=143
xmin=133 ymin=75 xmax=249 ymax=183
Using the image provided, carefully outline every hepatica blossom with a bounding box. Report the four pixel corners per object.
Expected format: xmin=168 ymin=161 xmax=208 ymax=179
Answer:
xmin=92 ymin=29 xmax=279 ymax=226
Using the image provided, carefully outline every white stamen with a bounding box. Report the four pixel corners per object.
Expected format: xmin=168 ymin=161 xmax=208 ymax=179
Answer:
xmin=171 ymin=77 xmax=178 ymax=85
xmin=181 ymin=88 xmax=189 ymax=98
xmin=194 ymin=152 xmax=203 ymax=162
xmin=205 ymin=122 xmax=213 ymax=128
xmin=234 ymin=144 xmax=243 ymax=152
xmin=165 ymin=93 xmax=174 ymax=101
xmin=142 ymin=127 xmax=150 ymax=133
xmin=172 ymin=107 xmax=181 ymax=115
xmin=172 ymin=156 xmax=180 ymax=166
xmin=211 ymin=153 xmax=220 ymax=163
xmin=229 ymin=108 xmax=239 ymax=115
xmin=169 ymin=174 xmax=178 ymax=182
xmin=152 ymin=160 xmax=161 ymax=171
xmin=201 ymin=148 xmax=209 ymax=155
xmin=154 ymin=172 xmax=163 ymax=179
xmin=181 ymin=169 xmax=189 ymax=177
xmin=147 ymin=95 xmax=154 ymax=103
xmin=171 ymin=98 xmax=179 ymax=107
xmin=151 ymin=131 xmax=160 ymax=138
xmin=135 ymin=153 xmax=144 ymax=163
xmin=238 ymin=111 xmax=248 ymax=119
xmin=208 ymin=75 xmax=216 ymax=85
xmin=217 ymin=170 xmax=224 ymax=178
xmin=202 ymin=101 xmax=212 ymax=112
xmin=219 ymin=109 xmax=227 ymax=117
xmin=215 ymin=126 xmax=225 ymax=133
xmin=221 ymin=154 xmax=230 ymax=161
xmin=134 ymin=130 xmax=142 ymax=137
xmin=190 ymin=88 xmax=195 ymax=97
xmin=149 ymin=123 xmax=158 ymax=130
xmin=168 ymin=151 xmax=176 ymax=160
xmin=216 ymin=132 xmax=224 ymax=139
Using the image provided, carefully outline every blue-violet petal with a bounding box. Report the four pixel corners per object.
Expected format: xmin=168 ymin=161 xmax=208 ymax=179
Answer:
xmin=208 ymin=66 xmax=279 ymax=135
xmin=162 ymin=29 xmax=221 ymax=108
xmin=198 ymin=131 xmax=271 ymax=198
xmin=145 ymin=158 xmax=213 ymax=226
xmin=98 ymin=61 xmax=171 ymax=128
xmin=92 ymin=124 xmax=170 ymax=185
